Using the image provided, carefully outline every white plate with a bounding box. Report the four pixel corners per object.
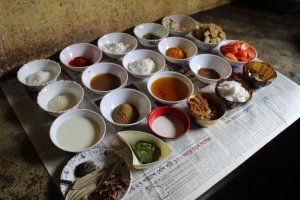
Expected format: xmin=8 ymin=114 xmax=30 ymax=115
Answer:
xmin=60 ymin=148 xmax=132 ymax=198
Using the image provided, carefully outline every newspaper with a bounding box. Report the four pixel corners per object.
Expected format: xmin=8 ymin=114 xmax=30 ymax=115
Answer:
xmin=1 ymin=56 xmax=300 ymax=200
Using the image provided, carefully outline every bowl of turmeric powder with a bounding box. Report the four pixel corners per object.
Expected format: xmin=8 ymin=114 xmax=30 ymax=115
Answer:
xmin=158 ymin=37 xmax=197 ymax=64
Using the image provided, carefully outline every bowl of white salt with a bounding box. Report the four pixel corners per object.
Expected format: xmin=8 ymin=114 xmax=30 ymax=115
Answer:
xmin=97 ymin=32 xmax=138 ymax=59
xmin=122 ymin=49 xmax=166 ymax=79
xmin=37 ymin=80 xmax=84 ymax=117
xmin=17 ymin=59 xmax=61 ymax=91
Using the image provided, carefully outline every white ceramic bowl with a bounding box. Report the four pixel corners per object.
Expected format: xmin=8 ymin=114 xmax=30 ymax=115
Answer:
xmin=50 ymin=109 xmax=106 ymax=153
xmin=133 ymin=23 xmax=169 ymax=48
xmin=37 ymin=80 xmax=84 ymax=117
xmin=59 ymin=43 xmax=102 ymax=72
xmin=100 ymin=88 xmax=151 ymax=127
xmin=162 ymin=15 xmax=196 ymax=36
xmin=217 ymin=39 xmax=257 ymax=67
xmin=189 ymin=54 xmax=232 ymax=85
xmin=147 ymin=71 xmax=194 ymax=105
xmin=158 ymin=37 xmax=197 ymax=64
xmin=122 ymin=49 xmax=165 ymax=79
xmin=97 ymin=32 xmax=138 ymax=59
xmin=81 ymin=62 xmax=128 ymax=95
xmin=17 ymin=59 xmax=61 ymax=91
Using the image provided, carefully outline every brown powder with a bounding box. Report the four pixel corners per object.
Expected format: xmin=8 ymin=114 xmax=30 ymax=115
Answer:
xmin=90 ymin=73 xmax=121 ymax=91
xmin=198 ymin=68 xmax=220 ymax=79
xmin=112 ymin=103 xmax=140 ymax=124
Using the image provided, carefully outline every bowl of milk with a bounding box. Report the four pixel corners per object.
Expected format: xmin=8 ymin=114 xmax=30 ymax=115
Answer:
xmin=50 ymin=109 xmax=106 ymax=152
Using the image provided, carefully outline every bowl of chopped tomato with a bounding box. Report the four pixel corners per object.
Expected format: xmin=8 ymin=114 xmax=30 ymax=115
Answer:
xmin=217 ymin=40 xmax=257 ymax=67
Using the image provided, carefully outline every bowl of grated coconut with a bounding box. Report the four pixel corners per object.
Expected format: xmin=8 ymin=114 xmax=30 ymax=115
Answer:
xmin=97 ymin=32 xmax=138 ymax=59
xmin=122 ymin=49 xmax=166 ymax=79
xmin=215 ymin=76 xmax=252 ymax=109
xmin=37 ymin=80 xmax=84 ymax=117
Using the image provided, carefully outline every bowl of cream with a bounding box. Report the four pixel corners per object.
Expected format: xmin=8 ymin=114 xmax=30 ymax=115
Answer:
xmin=50 ymin=109 xmax=106 ymax=153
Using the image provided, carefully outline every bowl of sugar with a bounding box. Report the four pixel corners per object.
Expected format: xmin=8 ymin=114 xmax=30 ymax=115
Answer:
xmin=37 ymin=80 xmax=84 ymax=117
xmin=50 ymin=109 xmax=106 ymax=152
xmin=147 ymin=106 xmax=190 ymax=139
xmin=17 ymin=59 xmax=61 ymax=91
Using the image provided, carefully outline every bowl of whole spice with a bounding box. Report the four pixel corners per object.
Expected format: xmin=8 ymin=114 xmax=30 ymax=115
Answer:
xmin=189 ymin=54 xmax=232 ymax=85
xmin=100 ymin=88 xmax=151 ymax=127
xmin=81 ymin=62 xmax=128 ymax=95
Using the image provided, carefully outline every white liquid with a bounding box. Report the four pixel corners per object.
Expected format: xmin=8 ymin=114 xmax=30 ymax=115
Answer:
xmin=152 ymin=115 xmax=184 ymax=138
xmin=56 ymin=117 xmax=101 ymax=151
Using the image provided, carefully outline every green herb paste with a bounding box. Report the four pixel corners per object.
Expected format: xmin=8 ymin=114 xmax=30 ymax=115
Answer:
xmin=133 ymin=141 xmax=161 ymax=163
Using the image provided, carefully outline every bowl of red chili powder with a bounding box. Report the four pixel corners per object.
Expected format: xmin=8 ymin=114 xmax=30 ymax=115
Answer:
xmin=59 ymin=43 xmax=102 ymax=72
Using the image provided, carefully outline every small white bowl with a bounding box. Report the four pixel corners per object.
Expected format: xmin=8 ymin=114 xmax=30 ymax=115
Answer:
xmin=162 ymin=15 xmax=196 ymax=36
xmin=189 ymin=54 xmax=232 ymax=85
xmin=37 ymin=80 xmax=84 ymax=117
xmin=133 ymin=23 xmax=169 ymax=48
xmin=17 ymin=59 xmax=61 ymax=91
xmin=122 ymin=49 xmax=165 ymax=79
xmin=59 ymin=43 xmax=102 ymax=72
xmin=97 ymin=32 xmax=138 ymax=59
xmin=217 ymin=39 xmax=257 ymax=67
xmin=147 ymin=71 xmax=194 ymax=105
xmin=81 ymin=62 xmax=128 ymax=95
xmin=50 ymin=109 xmax=106 ymax=153
xmin=117 ymin=130 xmax=172 ymax=169
xmin=158 ymin=37 xmax=198 ymax=64
xmin=100 ymin=88 xmax=151 ymax=127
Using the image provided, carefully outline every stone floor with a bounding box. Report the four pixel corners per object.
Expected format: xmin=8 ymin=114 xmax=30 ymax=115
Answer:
xmin=0 ymin=1 xmax=299 ymax=200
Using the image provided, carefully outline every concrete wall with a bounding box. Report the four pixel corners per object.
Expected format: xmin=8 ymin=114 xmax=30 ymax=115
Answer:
xmin=0 ymin=0 xmax=230 ymax=77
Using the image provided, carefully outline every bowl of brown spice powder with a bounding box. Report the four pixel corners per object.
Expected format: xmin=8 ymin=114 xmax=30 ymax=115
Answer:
xmin=100 ymin=88 xmax=151 ymax=127
xmin=189 ymin=54 xmax=232 ymax=85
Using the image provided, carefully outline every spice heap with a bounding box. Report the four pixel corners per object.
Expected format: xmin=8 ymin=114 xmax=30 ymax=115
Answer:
xmin=74 ymin=161 xmax=97 ymax=178
xmin=69 ymin=56 xmax=93 ymax=67
xmin=142 ymin=33 xmax=161 ymax=40
xmin=90 ymin=73 xmax=121 ymax=91
xmin=166 ymin=47 xmax=187 ymax=59
xmin=47 ymin=93 xmax=77 ymax=112
xmin=103 ymin=42 xmax=132 ymax=54
xmin=188 ymin=94 xmax=213 ymax=120
xmin=112 ymin=103 xmax=140 ymax=124
xmin=128 ymin=58 xmax=156 ymax=75
xmin=198 ymin=68 xmax=220 ymax=79
xmin=26 ymin=71 xmax=52 ymax=86
xmin=162 ymin=17 xmax=186 ymax=31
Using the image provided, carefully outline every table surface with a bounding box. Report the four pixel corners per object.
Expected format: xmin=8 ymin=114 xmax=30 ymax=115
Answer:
xmin=1 ymin=2 xmax=299 ymax=200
